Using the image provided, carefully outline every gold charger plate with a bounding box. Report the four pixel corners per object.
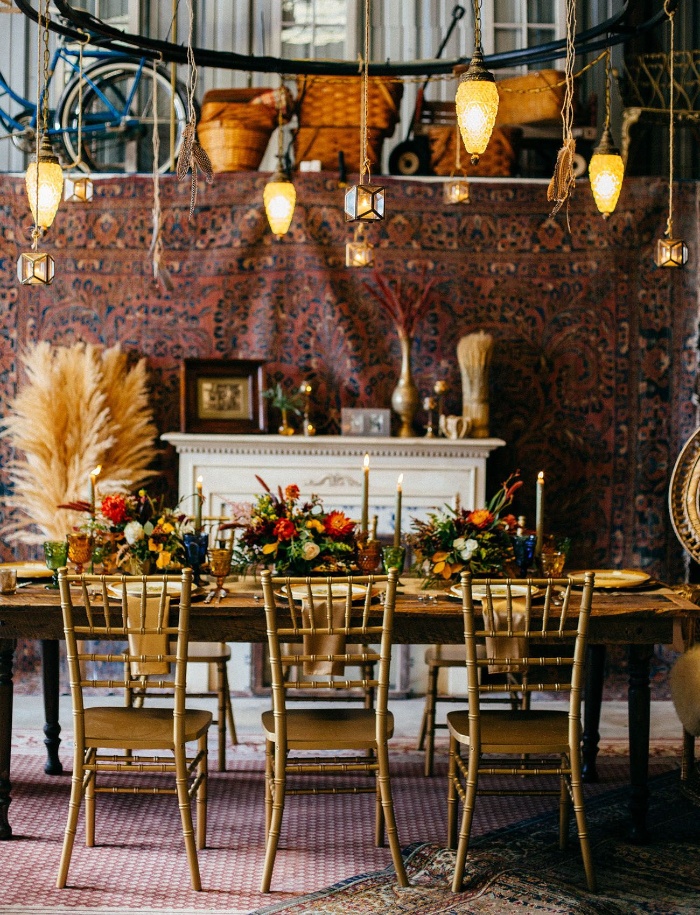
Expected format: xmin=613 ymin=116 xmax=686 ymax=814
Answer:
xmin=0 ymin=561 xmax=53 ymax=579
xmin=106 ymin=581 xmax=206 ymax=602
xmin=277 ymin=583 xmax=370 ymax=603
xmin=569 ymin=569 xmax=651 ymax=590
xmin=447 ymin=583 xmax=536 ymax=602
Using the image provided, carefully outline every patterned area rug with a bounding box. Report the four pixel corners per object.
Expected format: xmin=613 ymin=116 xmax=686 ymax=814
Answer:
xmin=251 ymin=771 xmax=700 ymax=915
xmin=0 ymin=747 xmax=689 ymax=915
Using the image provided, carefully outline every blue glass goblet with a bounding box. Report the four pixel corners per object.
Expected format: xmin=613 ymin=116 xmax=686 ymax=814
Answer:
xmin=511 ymin=533 xmax=537 ymax=577
xmin=183 ymin=531 xmax=209 ymax=586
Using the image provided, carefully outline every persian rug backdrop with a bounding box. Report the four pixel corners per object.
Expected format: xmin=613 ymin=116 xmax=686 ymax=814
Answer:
xmin=1 ymin=740 xmax=685 ymax=915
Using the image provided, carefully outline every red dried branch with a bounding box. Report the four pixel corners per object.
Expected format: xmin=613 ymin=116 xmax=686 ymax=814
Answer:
xmin=363 ymin=264 xmax=437 ymax=338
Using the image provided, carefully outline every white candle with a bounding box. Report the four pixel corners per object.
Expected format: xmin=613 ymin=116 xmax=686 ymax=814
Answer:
xmin=361 ymin=454 xmax=369 ymax=535
xmin=535 ymin=471 xmax=544 ymax=558
xmin=393 ymin=474 xmax=403 ymax=548
xmin=195 ymin=476 xmax=204 ymax=531
xmin=89 ymin=465 xmax=101 ymax=516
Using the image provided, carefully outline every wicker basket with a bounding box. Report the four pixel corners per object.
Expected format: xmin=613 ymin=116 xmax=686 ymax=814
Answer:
xmin=296 ymin=76 xmax=403 ymax=132
xmin=197 ymin=88 xmax=279 ymax=173
xmin=424 ymin=125 xmax=520 ymax=177
xmin=495 ymin=69 xmax=565 ymax=126
xmin=293 ymin=126 xmax=385 ymax=172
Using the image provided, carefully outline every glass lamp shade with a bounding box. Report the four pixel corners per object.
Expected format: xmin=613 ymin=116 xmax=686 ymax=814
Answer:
xmin=655 ymin=236 xmax=689 ymax=268
xmin=64 ymin=174 xmax=94 ymax=203
xmin=588 ymin=128 xmax=624 ymax=218
xmin=443 ymin=177 xmax=471 ymax=204
xmin=16 ymin=250 xmax=55 ymax=285
xmin=263 ymin=174 xmax=296 ymax=236
xmin=344 ymin=183 xmax=385 ymax=222
xmin=346 ymin=239 xmax=374 ymax=268
xmin=24 ymin=137 xmax=64 ymax=230
xmin=455 ymin=53 xmax=499 ymax=164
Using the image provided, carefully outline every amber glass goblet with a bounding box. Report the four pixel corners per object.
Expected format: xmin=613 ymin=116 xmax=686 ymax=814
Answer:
xmin=66 ymin=532 xmax=93 ymax=575
xmin=43 ymin=540 xmax=68 ymax=589
xmin=208 ymin=547 xmax=233 ymax=601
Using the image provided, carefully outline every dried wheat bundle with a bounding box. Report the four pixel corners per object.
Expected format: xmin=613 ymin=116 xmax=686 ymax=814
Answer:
xmin=457 ymin=332 xmax=494 ymax=439
xmin=99 ymin=345 xmax=158 ymax=491
xmin=1 ymin=342 xmax=157 ymax=544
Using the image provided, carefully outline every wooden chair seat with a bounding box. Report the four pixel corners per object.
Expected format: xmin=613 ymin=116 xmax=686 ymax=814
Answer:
xmin=447 ymin=708 xmax=570 ymax=754
xmin=185 ymin=641 xmax=231 ymax=661
xmin=261 ymin=707 xmax=394 ymax=748
xmin=84 ymin=706 xmax=211 ymax=747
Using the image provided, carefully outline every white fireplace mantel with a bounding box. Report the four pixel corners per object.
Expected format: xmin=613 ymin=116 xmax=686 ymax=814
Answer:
xmin=162 ymin=433 xmax=505 ymax=534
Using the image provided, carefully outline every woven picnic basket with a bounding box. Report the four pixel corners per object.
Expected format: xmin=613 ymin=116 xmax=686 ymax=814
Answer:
xmin=296 ymin=75 xmax=403 ymax=131
xmin=197 ymin=88 xmax=279 ymax=172
xmin=293 ymin=126 xmax=385 ymax=171
xmin=495 ymin=69 xmax=565 ymax=126
xmin=425 ymin=124 xmax=520 ymax=177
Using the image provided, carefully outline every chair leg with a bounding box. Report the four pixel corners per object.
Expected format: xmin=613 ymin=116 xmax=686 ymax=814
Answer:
xmin=264 ymin=739 xmax=274 ymax=840
xmin=446 ymin=735 xmax=459 ymax=849
xmin=558 ymin=766 xmax=570 ymax=850
xmin=223 ymin=666 xmax=237 ymax=747
xmin=260 ymin=742 xmax=287 ymax=893
xmin=56 ymin=746 xmax=86 ymax=888
xmin=570 ymin=748 xmax=596 ymax=892
xmin=374 ymin=771 xmax=385 ymax=847
xmin=216 ymin=660 xmax=227 ymax=772
xmin=452 ymin=743 xmax=479 ymax=893
xmin=417 ymin=700 xmax=428 ymax=750
xmin=376 ymin=740 xmax=408 ymax=887
xmin=85 ymin=749 xmax=96 ymax=847
xmin=196 ymin=734 xmax=208 ymax=851
xmin=174 ymin=740 xmax=202 ymax=892
xmin=424 ymin=663 xmax=439 ymax=777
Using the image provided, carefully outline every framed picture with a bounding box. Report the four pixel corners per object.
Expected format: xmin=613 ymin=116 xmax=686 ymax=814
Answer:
xmin=341 ymin=408 xmax=391 ymax=437
xmin=180 ymin=359 xmax=266 ymax=434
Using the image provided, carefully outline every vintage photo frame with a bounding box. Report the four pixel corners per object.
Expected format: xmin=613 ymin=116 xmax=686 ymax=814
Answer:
xmin=180 ymin=359 xmax=266 ymax=434
xmin=341 ymin=407 xmax=391 ymax=437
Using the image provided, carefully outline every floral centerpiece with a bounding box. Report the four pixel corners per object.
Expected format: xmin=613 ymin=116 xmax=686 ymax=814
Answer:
xmin=406 ymin=473 xmax=522 ymax=587
xmin=230 ymin=477 xmax=358 ymax=575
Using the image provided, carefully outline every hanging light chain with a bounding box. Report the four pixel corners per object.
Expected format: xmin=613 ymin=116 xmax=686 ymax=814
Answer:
xmin=360 ymin=0 xmax=371 ymax=180
xmin=472 ymin=0 xmax=482 ymax=53
xmin=665 ymin=0 xmax=675 ymax=238
xmin=603 ymin=46 xmax=612 ymax=132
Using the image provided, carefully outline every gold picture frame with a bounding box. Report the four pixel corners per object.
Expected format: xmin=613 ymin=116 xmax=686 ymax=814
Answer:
xmin=180 ymin=359 xmax=266 ymax=434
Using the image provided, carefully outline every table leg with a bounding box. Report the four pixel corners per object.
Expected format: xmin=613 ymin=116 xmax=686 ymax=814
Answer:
xmin=41 ymin=640 xmax=63 ymax=776
xmin=0 ymin=639 xmax=16 ymax=839
xmin=582 ymin=644 xmax=606 ymax=783
xmin=628 ymin=642 xmax=653 ymax=844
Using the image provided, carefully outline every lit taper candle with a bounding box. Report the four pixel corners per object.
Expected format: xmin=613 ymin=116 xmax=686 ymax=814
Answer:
xmin=393 ymin=474 xmax=403 ymax=548
xmin=535 ymin=471 xmax=544 ymax=558
xmin=89 ymin=465 xmax=101 ymax=516
xmin=195 ymin=475 xmax=204 ymax=531
xmin=361 ymin=454 xmax=370 ymax=535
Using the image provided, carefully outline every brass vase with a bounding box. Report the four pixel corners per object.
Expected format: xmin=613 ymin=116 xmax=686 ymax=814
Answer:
xmin=278 ymin=407 xmax=295 ymax=436
xmin=391 ymin=332 xmax=419 ymax=438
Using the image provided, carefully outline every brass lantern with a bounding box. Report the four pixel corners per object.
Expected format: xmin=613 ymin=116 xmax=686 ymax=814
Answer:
xmin=655 ymin=237 xmax=689 ymax=268
xmin=17 ymin=250 xmax=55 ymax=286
xmin=64 ymin=173 xmax=94 ymax=203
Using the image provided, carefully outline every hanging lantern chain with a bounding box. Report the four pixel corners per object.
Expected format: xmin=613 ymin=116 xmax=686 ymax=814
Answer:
xmin=30 ymin=0 xmax=43 ymax=248
xmin=603 ymin=47 xmax=612 ymax=133
xmin=665 ymin=0 xmax=675 ymax=238
xmin=360 ymin=0 xmax=371 ymax=181
xmin=472 ymin=0 xmax=482 ymax=53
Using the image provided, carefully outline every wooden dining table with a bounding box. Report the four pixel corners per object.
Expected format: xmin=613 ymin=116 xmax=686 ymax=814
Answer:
xmin=0 ymin=578 xmax=698 ymax=845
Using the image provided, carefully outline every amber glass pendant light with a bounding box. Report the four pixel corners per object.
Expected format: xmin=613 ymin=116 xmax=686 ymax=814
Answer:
xmin=344 ymin=0 xmax=385 ymax=222
xmin=18 ymin=0 xmax=59 ymax=285
xmin=455 ymin=0 xmax=499 ymax=165
xmin=588 ymin=48 xmax=624 ymax=218
xmin=654 ymin=0 xmax=688 ymax=268
xmin=264 ymin=85 xmax=296 ymax=237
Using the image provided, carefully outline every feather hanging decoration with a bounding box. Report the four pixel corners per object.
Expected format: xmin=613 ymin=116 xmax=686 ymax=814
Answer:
xmin=547 ymin=0 xmax=577 ymax=225
xmin=1 ymin=342 xmax=157 ymax=544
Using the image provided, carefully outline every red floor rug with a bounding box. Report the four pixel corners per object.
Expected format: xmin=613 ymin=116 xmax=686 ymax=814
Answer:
xmin=0 ymin=744 xmax=682 ymax=915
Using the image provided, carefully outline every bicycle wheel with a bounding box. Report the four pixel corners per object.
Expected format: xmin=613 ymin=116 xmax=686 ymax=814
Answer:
xmin=56 ymin=59 xmax=189 ymax=173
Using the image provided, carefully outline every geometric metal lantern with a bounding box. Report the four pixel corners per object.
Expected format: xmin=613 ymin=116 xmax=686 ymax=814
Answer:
xmin=346 ymin=238 xmax=374 ymax=268
xmin=344 ymin=183 xmax=385 ymax=222
xmin=17 ymin=250 xmax=55 ymax=285
xmin=443 ymin=176 xmax=471 ymax=205
xmin=655 ymin=236 xmax=689 ymax=268
xmin=64 ymin=174 xmax=94 ymax=203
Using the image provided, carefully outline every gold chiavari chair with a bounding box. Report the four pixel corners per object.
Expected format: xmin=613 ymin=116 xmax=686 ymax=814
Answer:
xmin=259 ymin=569 xmax=408 ymax=893
xmin=446 ymin=572 xmax=596 ymax=893
xmin=56 ymin=568 xmax=211 ymax=891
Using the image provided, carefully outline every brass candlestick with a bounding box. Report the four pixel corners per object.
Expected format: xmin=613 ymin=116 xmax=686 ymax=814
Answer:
xmin=423 ymin=395 xmax=437 ymax=437
xmin=299 ymin=381 xmax=316 ymax=436
xmin=434 ymin=380 xmax=448 ymax=435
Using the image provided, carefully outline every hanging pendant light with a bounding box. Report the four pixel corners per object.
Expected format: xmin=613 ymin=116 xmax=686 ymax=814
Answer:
xmin=344 ymin=0 xmax=385 ymax=222
xmin=346 ymin=225 xmax=374 ymax=268
xmin=589 ymin=48 xmax=624 ymax=219
xmin=64 ymin=37 xmax=93 ymax=204
xmin=17 ymin=0 xmax=58 ymax=285
xmin=654 ymin=0 xmax=688 ymax=268
xmin=264 ymin=85 xmax=296 ymax=237
xmin=25 ymin=135 xmax=64 ymax=229
xmin=455 ymin=0 xmax=499 ymax=165
xmin=444 ymin=122 xmax=470 ymax=204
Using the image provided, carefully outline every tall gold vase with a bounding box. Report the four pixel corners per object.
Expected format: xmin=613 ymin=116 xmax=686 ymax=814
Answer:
xmin=391 ymin=332 xmax=419 ymax=438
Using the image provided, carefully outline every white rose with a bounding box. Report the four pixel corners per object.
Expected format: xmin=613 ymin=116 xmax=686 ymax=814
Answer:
xmin=453 ymin=537 xmax=467 ymax=551
xmin=124 ymin=520 xmax=145 ymax=545
xmin=460 ymin=539 xmax=479 ymax=561
xmin=302 ymin=541 xmax=321 ymax=561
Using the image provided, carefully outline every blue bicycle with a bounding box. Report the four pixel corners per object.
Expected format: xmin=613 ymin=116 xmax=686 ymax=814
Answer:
xmin=0 ymin=38 xmax=189 ymax=173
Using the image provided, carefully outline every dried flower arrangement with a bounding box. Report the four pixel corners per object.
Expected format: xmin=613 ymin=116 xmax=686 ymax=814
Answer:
xmin=363 ymin=264 xmax=437 ymax=340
